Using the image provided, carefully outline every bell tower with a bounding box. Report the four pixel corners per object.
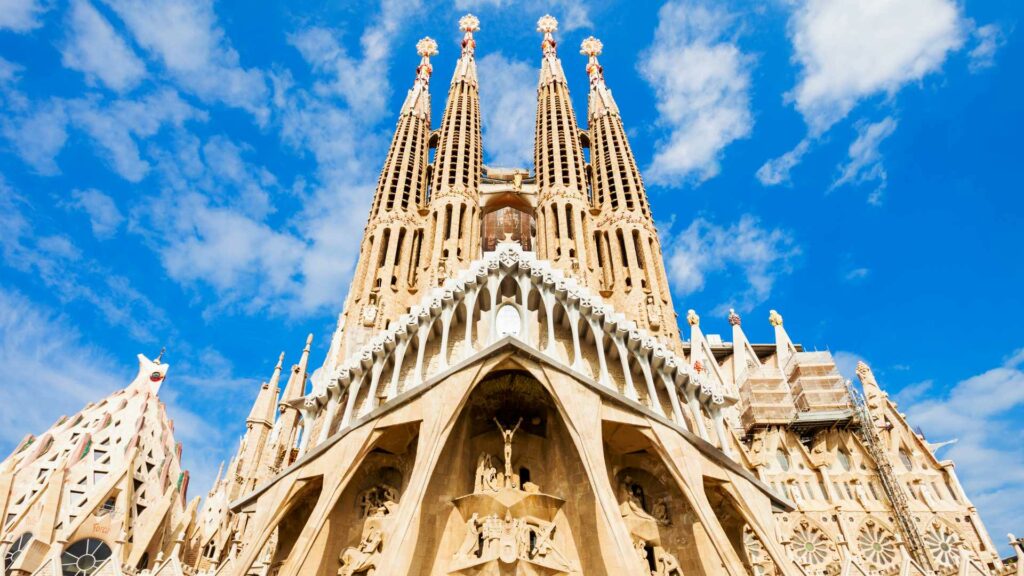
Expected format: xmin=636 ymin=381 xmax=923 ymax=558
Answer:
xmin=582 ymin=37 xmax=679 ymax=343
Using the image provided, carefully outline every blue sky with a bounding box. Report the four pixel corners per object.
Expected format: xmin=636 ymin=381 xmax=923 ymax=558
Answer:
xmin=1 ymin=0 xmax=1021 ymax=553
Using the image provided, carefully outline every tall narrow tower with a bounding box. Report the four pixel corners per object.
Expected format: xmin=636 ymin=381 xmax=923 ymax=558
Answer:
xmin=424 ymin=15 xmax=483 ymax=286
xmin=582 ymin=37 xmax=678 ymax=342
xmin=343 ymin=37 xmax=438 ymax=356
xmin=532 ymin=15 xmax=595 ymax=281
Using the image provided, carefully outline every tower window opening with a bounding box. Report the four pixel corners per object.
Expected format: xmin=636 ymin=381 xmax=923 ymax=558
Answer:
xmin=444 ymin=205 xmax=453 ymax=240
xmin=564 ymin=204 xmax=575 ymax=240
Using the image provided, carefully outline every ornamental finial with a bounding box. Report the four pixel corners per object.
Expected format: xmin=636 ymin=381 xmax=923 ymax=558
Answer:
xmin=768 ymin=309 xmax=783 ymax=327
xmin=580 ymin=36 xmax=605 ymax=87
xmin=728 ymin=308 xmax=741 ymax=326
xmin=416 ymin=37 xmax=438 ymax=58
xmin=580 ymin=36 xmax=603 ymax=57
xmin=686 ymin=309 xmax=700 ymax=327
xmin=537 ymin=15 xmax=558 ymax=57
xmin=855 ymin=361 xmax=878 ymax=387
xmin=155 ymin=347 xmax=166 ymax=365
xmin=414 ymin=37 xmax=438 ymax=86
xmin=459 ymin=14 xmax=480 ymax=57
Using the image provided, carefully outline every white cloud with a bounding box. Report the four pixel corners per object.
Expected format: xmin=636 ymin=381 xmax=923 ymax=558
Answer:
xmin=663 ymin=214 xmax=800 ymax=312
xmin=478 ymin=52 xmax=535 ymax=167
xmin=0 ymin=174 xmax=168 ymax=340
xmin=832 ymin=350 xmax=865 ymax=383
xmin=62 ymin=0 xmax=146 ymax=92
xmin=843 ymin=266 xmax=870 ymax=282
xmin=639 ymin=1 xmax=753 ymax=186
xmin=0 ymin=0 xmax=49 ymax=33
xmin=66 ymin=188 xmax=124 ymax=239
xmin=453 ymin=0 xmax=591 ymax=32
xmin=968 ymin=24 xmax=1006 ymax=73
xmin=902 ymin=350 xmax=1024 ymax=552
xmin=786 ymin=0 xmax=966 ymax=135
xmin=0 ymin=287 xmax=125 ymax=448
xmin=68 ymin=89 xmax=205 ymax=182
xmin=832 ymin=116 xmax=897 ymax=203
xmin=1 ymin=101 xmax=68 ymax=175
xmin=755 ymin=138 xmax=811 ymax=186
xmin=99 ymin=0 xmax=268 ymax=119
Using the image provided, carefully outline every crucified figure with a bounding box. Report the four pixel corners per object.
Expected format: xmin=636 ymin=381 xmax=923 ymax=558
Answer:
xmin=494 ymin=417 xmax=523 ymax=483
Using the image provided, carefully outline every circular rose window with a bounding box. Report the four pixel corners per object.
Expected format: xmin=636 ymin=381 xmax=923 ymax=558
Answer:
xmin=61 ymin=538 xmax=112 ymax=576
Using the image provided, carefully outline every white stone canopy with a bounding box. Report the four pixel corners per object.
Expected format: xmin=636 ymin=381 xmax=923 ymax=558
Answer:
xmin=296 ymin=242 xmax=734 ymax=457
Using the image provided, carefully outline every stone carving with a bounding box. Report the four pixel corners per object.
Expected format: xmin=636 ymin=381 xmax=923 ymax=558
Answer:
xmin=455 ymin=512 xmax=483 ymax=559
xmin=337 ymin=527 xmax=382 ymax=576
xmin=789 ymin=520 xmax=836 ymax=567
xmin=646 ymin=295 xmax=662 ymax=330
xmin=494 ymin=417 xmax=523 ymax=488
xmin=357 ymin=484 xmax=399 ymax=518
xmin=686 ymin=309 xmax=700 ymax=327
xmin=618 ymin=476 xmax=655 ymax=521
xmin=474 ymin=453 xmax=500 ymax=493
xmin=653 ymin=547 xmax=683 ymax=576
xmin=769 ymin=309 xmax=784 ymax=327
xmin=924 ymin=522 xmax=965 ymax=568
xmin=856 ymin=519 xmax=898 ymax=571
xmin=651 ymin=496 xmax=671 ymax=525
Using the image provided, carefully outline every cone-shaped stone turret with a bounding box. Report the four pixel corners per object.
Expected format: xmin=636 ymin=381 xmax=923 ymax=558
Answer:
xmin=582 ymin=37 xmax=678 ymax=342
xmin=533 ymin=15 xmax=596 ymax=281
xmin=424 ymin=15 xmax=483 ymax=286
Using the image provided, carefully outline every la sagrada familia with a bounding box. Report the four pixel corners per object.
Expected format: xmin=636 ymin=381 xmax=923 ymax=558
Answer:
xmin=1 ymin=14 xmax=1020 ymax=576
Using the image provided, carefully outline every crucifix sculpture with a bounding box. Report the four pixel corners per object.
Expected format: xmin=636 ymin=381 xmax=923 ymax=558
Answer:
xmin=494 ymin=417 xmax=523 ymax=484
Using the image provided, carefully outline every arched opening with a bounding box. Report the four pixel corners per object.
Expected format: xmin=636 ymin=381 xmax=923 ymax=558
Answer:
xmin=303 ymin=423 xmax=419 ymax=575
xmin=60 ymin=538 xmax=112 ymax=576
xmin=604 ymin=425 xmax=703 ymax=575
xmin=411 ymin=370 xmax=599 ymax=574
xmin=481 ymin=205 xmax=535 ymax=252
xmin=265 ymin=477 xmax=324 ymax=573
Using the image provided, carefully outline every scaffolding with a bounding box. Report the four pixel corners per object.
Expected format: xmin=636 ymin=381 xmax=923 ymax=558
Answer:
xmin=848 ymin=382 xmax=935 ymax=571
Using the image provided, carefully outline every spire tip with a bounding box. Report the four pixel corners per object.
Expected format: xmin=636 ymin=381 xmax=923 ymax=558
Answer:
xmin=580 ymin=36 xmax=603 ymax=57
xmin=416 ymin=36 xmax=438 ymax=58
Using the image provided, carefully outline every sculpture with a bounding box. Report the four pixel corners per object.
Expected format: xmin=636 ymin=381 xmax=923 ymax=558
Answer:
xmin=654 ymin=547 xmax=683 ymax=576
xmin=474 ymin=452 xmax=499 ymax=493
xmin=454 ymin=513 xmax=483 ymax=559
xmin=651 ymin=496 xmax=671 ymax=525
xmin=494 ymin=417 xmax=523 ymax=486
xmin=337 ymin=527 xmax=382 ymax=576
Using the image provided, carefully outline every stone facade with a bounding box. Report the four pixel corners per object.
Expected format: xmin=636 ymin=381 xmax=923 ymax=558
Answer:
xmin=2 ymin=12 xmax=1020 ymax=576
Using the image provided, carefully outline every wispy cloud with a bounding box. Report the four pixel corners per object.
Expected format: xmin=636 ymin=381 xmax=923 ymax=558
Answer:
xmin=832 ymin=116 xmax=898 ymax=204
xmin=478 ymin=52 xmax=535 ymax=167
xmin=0 ymin=174 xmax=169 ymax=341
xmin=0 ymin=287 xmax=125 ymax=447
xmin=755 ymin=138 xmax=811 ymax=186
xmin=662 ymin=214 xmax=800 ymax=312
xmin=968 ymin=24 xmax=1007 ymax=73
xmin=99 ymin=0 xmax=269 ymax=120
xmin=902 ymin=350 xmax=1024 ymax=551
xmin=65 ymin=188 xmax=125 ymax=239
xmin=0 ymin=0 xmax=50 ymax=33
xmin=639 ymin=0 xmax=753 ymax=186
xmin=62 ymin=0 xmax=146 ymax=92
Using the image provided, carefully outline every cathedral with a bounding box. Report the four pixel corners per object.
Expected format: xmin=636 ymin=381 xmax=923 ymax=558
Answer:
xmin=2 ymin=13 xmax=1022 ymax=576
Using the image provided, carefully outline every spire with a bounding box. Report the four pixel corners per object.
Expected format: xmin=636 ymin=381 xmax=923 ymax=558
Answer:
xmin=582 ymin=36 xmax=644 ymax=215
xmin=581 ymin=36 xmax=619 ymax=117
xmin=537 ymin=14 xmax=567 ymax=85
xmin=431 ymin=14 xmax=482 ymax=195
xmin=426 ymin=14 xmax=484 ymax=276
xmin=399 ymin=37 xmax=437 ymax=118
xmin=532 ymin=14 xmax=593 ymax=277
xmin=246 ymin=353 xmax=283 ymax=427
xmin=280 ymin=335 xmax=313 ymax=407
xmin=452 ymin=13 xmax=480 ymax=83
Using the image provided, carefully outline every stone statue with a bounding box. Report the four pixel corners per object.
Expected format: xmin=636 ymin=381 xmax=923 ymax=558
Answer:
xmin=646 ymin=295 xmax=662 ymax=330
xmin=654 ymin=547 xmax=683 ymax=576
xmin=651 ymin=497 xmax=671 ymax=525
xmin=337 ymin=527 xmax=382 ymax=576
xmin=454 ymin=513 xmax=482 ymax=559
xmin=494 ymin=417 xmax=523 ymax=485
xmin=474 ymin=452 xmax=499 ymax=493
xmin=619 ymin=476 xmax=655 ymax=520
